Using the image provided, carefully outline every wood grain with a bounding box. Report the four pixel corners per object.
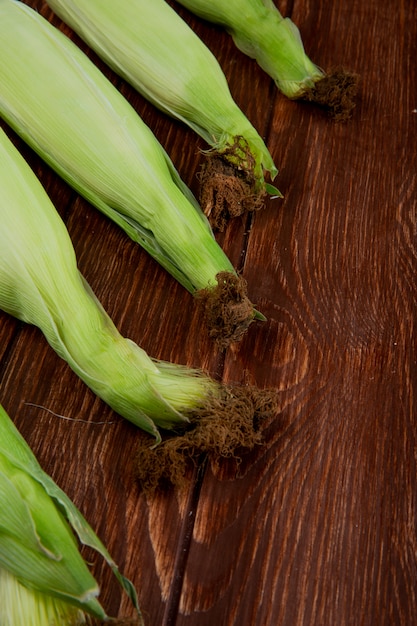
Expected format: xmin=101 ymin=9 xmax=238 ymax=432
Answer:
xmin=0 ymin=0 xmax=416 ymax=625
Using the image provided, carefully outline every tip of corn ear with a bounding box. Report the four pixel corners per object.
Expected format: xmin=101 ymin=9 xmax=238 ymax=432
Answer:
xmin=301 ymin=67 xmax=360 ymax=121
xmin=198 ymin=137 xmax=280 ymax=231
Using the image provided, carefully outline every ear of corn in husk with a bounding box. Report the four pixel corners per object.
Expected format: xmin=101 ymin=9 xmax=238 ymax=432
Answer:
xmin=45 ymin=0 xmax=281 ymax=226
xmin=175 ymin=0 xmax=359 ymax=120
xmin=0 ymin=403 xmax=141 ymax=625
xmin=0 ymin=0 xmax=263 ymax=347
xmin=0 ymin=124 xmax=278 ymax=476
xmin=0 ymin=124 xmax=223 ymax=441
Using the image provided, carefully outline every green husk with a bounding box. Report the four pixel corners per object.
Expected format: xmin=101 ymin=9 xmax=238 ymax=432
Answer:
xmin=45 ymin=0 xmax=281 ymax=223
xmin=0 ymin=404 xmax=141 ymax=624
xmin=175 ymin=0 xmax=359 ymax=120
xmin=0 ymin=125 xmax=222 ymax=441
xmin=0 ymin=0 xmax=262 ymax=345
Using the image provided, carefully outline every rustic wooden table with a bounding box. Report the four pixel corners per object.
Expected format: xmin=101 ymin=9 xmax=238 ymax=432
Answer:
xmin=1 ymin=1 xmax=416 ymax=624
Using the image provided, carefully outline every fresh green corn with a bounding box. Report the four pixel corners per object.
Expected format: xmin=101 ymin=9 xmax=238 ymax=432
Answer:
xmin=46 ymin=0 xmax=278 ymax=196
xmin=175 ymin=0 xmax=323 ymax=98
xmin=0 ymin=0 xmax=262 ymax=346
xmin=0 ymin=125 xmax=221 ymax=441
xmin=0 ymin=403 xmax=140 ymax=625
xmin=175 ymin=0 xmax=358 ymax=119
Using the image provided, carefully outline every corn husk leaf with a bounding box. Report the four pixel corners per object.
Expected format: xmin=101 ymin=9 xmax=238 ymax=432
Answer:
xmin=175 ymin=0 xmax=359 ymax=119
xmin=0 ymin=568 xmax=86 ymax=626
xmin=0 ymin=404 xmax=141 ymax=622
xmin=0 ymin=126 xmax=279 ymax=498
xmin=175 ymin=0 xmax=324 ymax=98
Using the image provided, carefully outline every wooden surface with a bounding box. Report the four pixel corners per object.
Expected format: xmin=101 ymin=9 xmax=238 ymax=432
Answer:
xmin=1 ymin=0 xmax=417 ymax=624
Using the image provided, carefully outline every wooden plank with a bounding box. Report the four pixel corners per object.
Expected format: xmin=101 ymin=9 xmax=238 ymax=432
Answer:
xmin=0 ymin=0 xmax=416 ymax=625
xmin=173 ymin=0 xmax=417 ymax=625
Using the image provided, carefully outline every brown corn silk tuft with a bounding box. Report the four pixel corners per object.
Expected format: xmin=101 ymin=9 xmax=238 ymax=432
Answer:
xmin=135 ymin=385 xmax=279 ymax=494
xmin=199 ymin=137 xmax=266 ymax=230
xmin=302 ymin=67 xmax=360 ymax=121
xmin=196 ymin=271 xmax=257 ymax=349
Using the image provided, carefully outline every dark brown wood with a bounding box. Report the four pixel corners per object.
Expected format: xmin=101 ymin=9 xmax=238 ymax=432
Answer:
xmin=1 ymin=0 xmax=416 ymax=625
